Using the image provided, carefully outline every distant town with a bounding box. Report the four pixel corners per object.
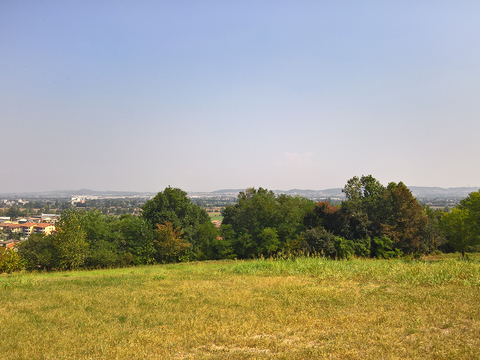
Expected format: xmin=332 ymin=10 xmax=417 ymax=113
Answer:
xmin=1 ymin=186 xmax=479 ymax=213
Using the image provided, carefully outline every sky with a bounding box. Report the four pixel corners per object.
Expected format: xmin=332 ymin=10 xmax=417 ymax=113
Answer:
xmin=1 ymin=1 xmax=480 ymax=193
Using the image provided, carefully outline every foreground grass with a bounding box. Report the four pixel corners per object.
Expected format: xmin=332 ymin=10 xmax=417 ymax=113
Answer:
xmin=1 ymin=257 xmax=480 ymax=359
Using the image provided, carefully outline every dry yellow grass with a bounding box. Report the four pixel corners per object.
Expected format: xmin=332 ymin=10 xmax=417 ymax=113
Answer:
xmin=1 ymin=257 xmax=479 ymax=359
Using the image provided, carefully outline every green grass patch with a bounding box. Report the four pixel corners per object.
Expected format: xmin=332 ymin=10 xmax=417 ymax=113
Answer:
xmin=1 ymin=257 xmax=480 ymax=359
xmin=209 ymin=214 xmax=223 ymax=221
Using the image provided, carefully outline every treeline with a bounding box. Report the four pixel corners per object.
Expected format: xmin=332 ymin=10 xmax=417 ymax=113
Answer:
xmin=1 ymin=198 xmax=144 ymax=218
xmin=0 ymin=201 xmax=72 ymax=218
xmin=1 ymin=176 xmax=479 ymax=272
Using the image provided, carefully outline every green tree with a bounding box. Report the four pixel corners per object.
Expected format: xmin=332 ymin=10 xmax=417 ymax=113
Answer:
xmin=18 ymin=233 xmax=58 ymax=270
xmin=440 ymin=190 xmax=480 ymax=258
xmin=420 ymin=205 xmax=447 ymax=253
xmin=6 ymin=205 xmax=21 ymax=220
xmin=86 ymin=240 xmax=123 ymax=268
xmin=141 ymin=187 xmax=210 ymax=249
xmin=222 ymin=188 xmax=314 ymax=258
xmin=195 ymin=222 xmax=234 ymax=260
xmin=303 ymin=227 xmax=337 ymax=258
xmin=440 ymin=209 xmax=472 ymax=258
xmin=0 ymin=247 xmax=24 ymax=273
xmin=372 ymin=236 xmax=402 ymax=259
xmin=258 ymin=227 xmax=280 ymax=256
xmin=53 ymin=209 xmax=89 ymax=269
xmin=118 ymin=214 xmax=156 ymax=265
xmin=79 ymin=209 xmax=117 ymax=243
xmin=342 ymin=175 xmax=385 ymax=217
xmin=458 ymin=190 xmax=480 ymax=234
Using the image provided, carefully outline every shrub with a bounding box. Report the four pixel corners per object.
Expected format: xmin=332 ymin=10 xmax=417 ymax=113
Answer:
xmin=153 ymin=222 xmax=190 ymax=263
xmin=0 ymin=247 xmax=24 ymax=273
xmin=17 ymin=234 xmax=58 ymax=270
xmin=372 ymin=235 xmax=402 ymax=259
xmin=303 ymin=228 xmax=336 ymax=258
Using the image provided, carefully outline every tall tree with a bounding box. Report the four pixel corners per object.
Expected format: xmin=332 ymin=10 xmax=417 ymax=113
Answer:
xmin=53 ymin=209 xmax=89 ymax=269
xmin=141 ymin=186 xmax=210 ymax=245
xmin=310 ymin=176 xmax=436 ymax=255
xmin=441 ymin=190 xmax=480 ymax=258
xmin=222 ymin=188 xmax=314 ymax=258
xmin=380 ymin=182 xmax=429 ymax=254
xmin=118 ymin=214 xmax=156 ymax=265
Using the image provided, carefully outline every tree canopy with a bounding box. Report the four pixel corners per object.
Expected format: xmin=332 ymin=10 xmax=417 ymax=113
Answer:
xmin=141 ymin=186 xmax=214 ymax=258
xmin=306 ymin=175 xmax=439 ymax=256
xmin=222 ymin=187 xmax=315 ymax=258
xmin=441 ymin=190 xmax=480 ymax=257
xmin=7 ymin=181 xmax=480 ymax=273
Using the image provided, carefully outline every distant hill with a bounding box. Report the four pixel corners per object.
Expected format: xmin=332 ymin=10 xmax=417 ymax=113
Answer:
xmin=0 ymin=189 xmax=155 ymax=198
xmin=191 ymin=186 xmax=480 ymax=202
xmin=211 ymin=189 xmax=245 ymax=194
xmin=409 ymin=186 xmax=480 ymax=199
xmin=1 ymin=186 xmax=479 ymax=201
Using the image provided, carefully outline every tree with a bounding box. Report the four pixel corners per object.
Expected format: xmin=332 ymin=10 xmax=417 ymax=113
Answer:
xmin=141 ymin=187 xmax=210 ymax=249
xmin=222 ymin=188 xmax=314 ymax=258
xmin=6 ymin=205 xmax=21 ymax=220
xmin=372 ymin=236 xmax=402 ymax=259
xmin=153 ymin=222 xmax=190 ymax=263
xmin=308 ymin=200 xmax=371 ymax=241
xmin=419 ymin=205 xmax=447 ymax=253
xmin=53 ymin=209 xmax=89 ymax=269
xmin=380 ymin=182 xmax=429 ymax=254
xmin=303 ymin=227 xmax=337 ymax=258
xmin=195 ymin=222 xmax=234 ymax=260
xmin=86 ymin=240 xmax=123 ymax=268
xmin=307 ymin=176 xmax=437 ymax=256
xmin=458 ymin=190 xmax=480 ymax=235
xmin=258 ymin=227 xmax=280 ymax=256
xmin=302 ymin=227 xmax=367 ymax=259
xmin=118 ymin=214 xmax=156 ymax=265
xmin=18 ymin=233 xmax=58 ymax=270
xmin=0 ymin=247 xmax=24 ymax=273
xmin=440 ymin=190 xmax=480 ymax=258
xmin=79 ymin=209 xmax=120 ymax=244
xmin=342 ymin=175 xmax=385 ymax=216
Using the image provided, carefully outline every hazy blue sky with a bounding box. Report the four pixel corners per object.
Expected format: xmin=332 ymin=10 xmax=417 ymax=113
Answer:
xmin=2 ymin=1 xmax=479 ymax=192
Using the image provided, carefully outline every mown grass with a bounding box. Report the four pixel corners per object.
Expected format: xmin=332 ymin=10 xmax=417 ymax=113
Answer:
xmin=209 ymin=214 xmax=224 ymax=221
xmin=1 ymin=256 xmax=479 ymax=359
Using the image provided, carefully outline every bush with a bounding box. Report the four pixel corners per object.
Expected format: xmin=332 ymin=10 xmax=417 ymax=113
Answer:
xmin=86 ymin=240 xmax=122 ymax=268
xmin=153 ymin=222 xmax=190 ymax=263
xmin=17 ymin=234 xmax=58 ymax=270
xmin=333 ymin=236 xmax=355 ymax=259
xmin=372 ymin=236 xmax=402 ymax=259
xmin=0 ymin=247 xmax=24 ymax=273
xmin=303 ymin=228 xmax=336 ymax=258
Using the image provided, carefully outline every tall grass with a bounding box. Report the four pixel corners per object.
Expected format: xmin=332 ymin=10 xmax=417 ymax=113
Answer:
xmin=211 ymin=256 xmax=480 ymax=286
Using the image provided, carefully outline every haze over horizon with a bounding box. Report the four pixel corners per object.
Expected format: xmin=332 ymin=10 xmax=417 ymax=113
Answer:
xmin=2 ymin=1 xmax=479 ymax=193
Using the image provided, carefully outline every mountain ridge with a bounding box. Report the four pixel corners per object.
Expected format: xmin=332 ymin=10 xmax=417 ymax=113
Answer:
xmin=1 ymin=186 xmax=479 ymax=199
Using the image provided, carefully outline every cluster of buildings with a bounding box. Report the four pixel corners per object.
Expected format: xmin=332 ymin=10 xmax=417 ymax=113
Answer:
xmin=0 ymin=214 xmax=59 ymax=249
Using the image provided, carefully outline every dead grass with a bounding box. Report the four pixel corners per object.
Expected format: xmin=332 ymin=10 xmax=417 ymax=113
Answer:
xmin=1 ymin=257 xmax=479 ymax=359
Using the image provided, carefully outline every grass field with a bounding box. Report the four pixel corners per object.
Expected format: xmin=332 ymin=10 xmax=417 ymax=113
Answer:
xmin=1 ymin=256 xmax=480 ymax=359
xmin=206 ymin=207 xmax=224 ymax=222
xmin=209 ymin=214 xmax=224 ymax=221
